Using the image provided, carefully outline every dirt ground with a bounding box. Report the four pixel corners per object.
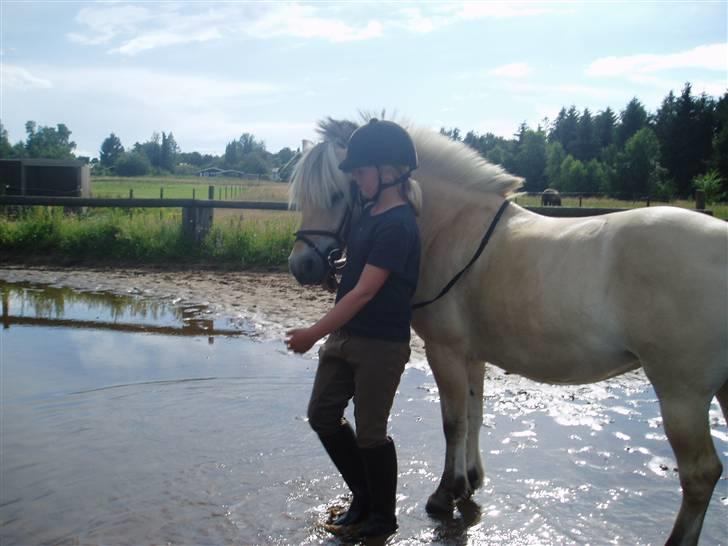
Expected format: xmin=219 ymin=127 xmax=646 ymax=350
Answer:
xmin=0 ymin=265 xmax=426 ymax=357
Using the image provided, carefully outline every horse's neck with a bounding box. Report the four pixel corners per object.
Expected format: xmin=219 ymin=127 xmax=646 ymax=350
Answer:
xmin=417 ymin=180 xmax=504 ymax=247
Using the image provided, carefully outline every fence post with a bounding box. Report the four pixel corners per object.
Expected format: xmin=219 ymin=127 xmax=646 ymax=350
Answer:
xmin=129 ymin=189 xmax=133 ymax=199
xmin=695 ymin=189 xmax=706 ymax=210
xmin=182 ymin=206 xmax=213 ymax=243
xmin=208 ymin=185 xmax=215 ymax=200
xmin=160 ymin=187 xmax=164 ymax=199
xmin=193 ymin=188 xmax=196 ymax=200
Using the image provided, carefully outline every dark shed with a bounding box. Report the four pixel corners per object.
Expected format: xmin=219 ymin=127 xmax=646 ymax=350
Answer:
xmin=0 ymin=158 xmax=90 ymax=197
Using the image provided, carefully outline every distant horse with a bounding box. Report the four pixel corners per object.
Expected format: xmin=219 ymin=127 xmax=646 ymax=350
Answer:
xmin=287 ymin=117 xmax=728 ymax=546
xmin=541 ymin=188 xmax=562 ymax=206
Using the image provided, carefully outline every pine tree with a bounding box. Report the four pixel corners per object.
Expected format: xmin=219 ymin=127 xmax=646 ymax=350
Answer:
xmin=99 ymin=133 xmax=125 ymax=170
xmin=617 ymin=98 xmax=648 ymax=148
xmin=654 ymin=83 xmax=716 ymax=196
xmin=594 ymin=108 xmax=617 ymax=149
xmin=575 ymin=108 xmax=599 ymax=161
xmin=160 ymin=132 xmax=179 ymax=172
xmin=549 ymin=106 xmax=579 ymax=157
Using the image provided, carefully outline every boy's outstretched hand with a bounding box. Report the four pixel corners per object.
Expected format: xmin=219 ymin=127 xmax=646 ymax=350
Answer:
xmin=285 ymin=328 xmax=318 ymax=354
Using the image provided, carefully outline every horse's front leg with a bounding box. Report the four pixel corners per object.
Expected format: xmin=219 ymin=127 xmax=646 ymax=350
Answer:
xmin=425 ymin=343 xmax=472 ymax=515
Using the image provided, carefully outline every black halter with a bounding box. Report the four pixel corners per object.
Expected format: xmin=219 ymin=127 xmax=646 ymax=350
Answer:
xmin=294 ymin=182 xmax=360 ymax=279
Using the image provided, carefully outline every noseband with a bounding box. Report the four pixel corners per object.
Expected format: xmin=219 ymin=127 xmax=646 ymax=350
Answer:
xmin=294 ymin=182 xmax=360 ymax=279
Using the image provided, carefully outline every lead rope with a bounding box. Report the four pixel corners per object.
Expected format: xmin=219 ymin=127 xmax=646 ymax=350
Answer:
xmin=411 ymin=199 xmax=510 ymax=311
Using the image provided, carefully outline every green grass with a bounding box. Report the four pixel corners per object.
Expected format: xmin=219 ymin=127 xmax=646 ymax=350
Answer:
xmin=0 ymin=207 xmax=298 ymax=268
xmin=92 ymin=175 xmax=290 ymax=202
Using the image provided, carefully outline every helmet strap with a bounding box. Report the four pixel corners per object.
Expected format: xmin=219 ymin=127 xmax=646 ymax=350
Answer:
xmin=364 ymin=167 xmax=411 ymax=206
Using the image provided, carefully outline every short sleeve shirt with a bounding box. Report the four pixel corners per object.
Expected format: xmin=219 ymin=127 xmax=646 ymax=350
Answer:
xmin=335 ymin=204 xmax=421 ymax=342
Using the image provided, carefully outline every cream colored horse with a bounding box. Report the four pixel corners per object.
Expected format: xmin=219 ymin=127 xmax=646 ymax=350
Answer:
xmin=288 ymin=118 xmax=728 ymax=546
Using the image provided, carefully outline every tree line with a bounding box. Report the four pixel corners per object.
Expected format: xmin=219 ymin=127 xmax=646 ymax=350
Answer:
xmin=1 ymin=82 xmax=726 ymax=200
xmin=0 ymin=123 xmax=298 ymax=181
xmin=441 ymin=82 xmax=727 ymax=202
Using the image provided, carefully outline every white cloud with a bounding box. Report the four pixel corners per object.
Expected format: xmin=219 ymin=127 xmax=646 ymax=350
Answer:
xmin=244 ymin=3 xmax=383 ymax=42
xmin=1 ymin=64 xmax=53 ymax=89
xmin=68 ymin=4 xmax=154 ymax=46
xmin=586 ymin=43 xmax=728 ymax=76
xmin=111 ymin=28 xmax=223 ymax=55
xmin=44 ymin=66 xmax=282 ymax=110
xmin=488 ymin=62 xmax=532 ymax=78
xmin=396 ymin=2 xmax=559 ymax=33
xmin=448 ymin=2 xmax=555 ymax=19
xmin=67 ymin=1 xmax=556 ymax=55
xmin=67 ymin=2 xmax=384 ymax=55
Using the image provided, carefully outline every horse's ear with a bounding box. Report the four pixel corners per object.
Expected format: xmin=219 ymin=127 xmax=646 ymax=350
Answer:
xmin=302 ymin=139 xmax=314 ymax=152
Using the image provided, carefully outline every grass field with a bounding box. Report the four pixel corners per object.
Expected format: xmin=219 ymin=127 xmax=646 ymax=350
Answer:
xmin=1 ymin=176 xmax=724 ymax=267
xmin=92 ymin=176 xmax=290 ymax=202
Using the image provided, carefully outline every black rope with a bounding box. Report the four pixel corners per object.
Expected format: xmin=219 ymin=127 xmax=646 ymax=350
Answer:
xmin=412 ymin=199 xmax=510 ymax=311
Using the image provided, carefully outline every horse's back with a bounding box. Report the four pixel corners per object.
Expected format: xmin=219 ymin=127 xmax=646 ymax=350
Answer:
xmin=606 ymin=207 xmax=727 ymax=390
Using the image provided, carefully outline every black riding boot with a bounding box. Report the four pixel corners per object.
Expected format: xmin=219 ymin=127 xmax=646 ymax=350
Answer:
xmin=318 ymin=423 xmax=370 ymax=526
xmin=355 ymin=438 xmax=398 ymax=538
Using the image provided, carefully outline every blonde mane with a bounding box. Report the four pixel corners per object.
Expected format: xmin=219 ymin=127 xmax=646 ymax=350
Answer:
xmin=289 ymin=117 xmax=523 ymax=209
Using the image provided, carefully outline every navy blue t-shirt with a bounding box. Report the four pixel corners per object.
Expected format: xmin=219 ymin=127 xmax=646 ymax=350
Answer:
xmin=336 ymin=204 xmax=421 ymax=342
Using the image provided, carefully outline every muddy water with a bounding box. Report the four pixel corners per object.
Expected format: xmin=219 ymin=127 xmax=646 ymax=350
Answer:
xmin=1 ymin=281 xmax=726 ymax=546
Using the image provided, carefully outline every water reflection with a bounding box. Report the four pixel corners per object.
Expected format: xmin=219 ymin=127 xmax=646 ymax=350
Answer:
xmin=1 ymin=281 xmax=248 ymax=337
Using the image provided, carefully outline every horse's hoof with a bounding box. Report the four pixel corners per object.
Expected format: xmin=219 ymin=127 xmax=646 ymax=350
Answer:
xmin=425 ymin=491 xmax=455 ymax=516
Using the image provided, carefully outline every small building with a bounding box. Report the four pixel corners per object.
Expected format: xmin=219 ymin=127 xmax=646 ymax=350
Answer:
xmin=0 ymin=158 xmax=90 ymax=197
xmin=197 ymin=167 xmax=225 ymax=177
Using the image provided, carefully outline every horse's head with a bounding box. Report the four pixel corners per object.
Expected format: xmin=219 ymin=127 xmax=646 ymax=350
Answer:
xmin=288 ymin=118 xmax=360 ymax=287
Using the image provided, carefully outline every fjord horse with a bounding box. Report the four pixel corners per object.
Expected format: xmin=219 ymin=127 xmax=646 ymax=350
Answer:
xmin=288 ymin=118 xmax=728 ymax=546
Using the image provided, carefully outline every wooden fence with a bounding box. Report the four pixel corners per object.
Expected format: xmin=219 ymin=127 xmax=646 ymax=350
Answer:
xmin=0 ymin=190 xmax=713 ymax=243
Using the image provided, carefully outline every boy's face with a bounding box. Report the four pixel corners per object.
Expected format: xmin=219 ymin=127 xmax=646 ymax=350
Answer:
xmin=351 ymin=166 xmax=379 ymax=200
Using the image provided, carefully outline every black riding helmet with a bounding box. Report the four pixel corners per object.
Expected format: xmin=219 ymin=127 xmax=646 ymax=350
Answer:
xmin=338 ymin=119 xmax=418 ymax=172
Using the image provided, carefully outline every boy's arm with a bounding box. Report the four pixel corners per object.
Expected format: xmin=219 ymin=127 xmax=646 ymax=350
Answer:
xmin=285 ymin=264 xmax=390 ymax=353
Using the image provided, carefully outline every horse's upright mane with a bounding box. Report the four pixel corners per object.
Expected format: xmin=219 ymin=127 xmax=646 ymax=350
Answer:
xmin=289 ymin=116 xmax=523 ymax=209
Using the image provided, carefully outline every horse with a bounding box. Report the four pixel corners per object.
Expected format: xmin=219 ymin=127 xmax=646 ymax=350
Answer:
xmin=541 ymin=188 xmax=562 ymax=206
xmin=287 ymin=117 xmax=728 ymax=546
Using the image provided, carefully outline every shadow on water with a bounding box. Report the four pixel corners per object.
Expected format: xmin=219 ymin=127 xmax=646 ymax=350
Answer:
xmin=1 ymin=280 xmax=726 ymax=545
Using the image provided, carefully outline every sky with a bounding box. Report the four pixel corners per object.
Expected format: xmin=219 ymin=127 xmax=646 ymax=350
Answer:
xmin=1 ymin=1 xmax=726 ymax=159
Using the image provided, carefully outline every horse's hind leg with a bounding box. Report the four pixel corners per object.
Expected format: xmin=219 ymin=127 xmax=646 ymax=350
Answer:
xmin=425 ymin=343 xmax=471 ymax=515
xmin=466 ymin=361 xmax=485 ymax=490
xmin=717 ymin=380 xmax=728 ymax=424
xmin=657 ymin=393 xmax=723 ymax=546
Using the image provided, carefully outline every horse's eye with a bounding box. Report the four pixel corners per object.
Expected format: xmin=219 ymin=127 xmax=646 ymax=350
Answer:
xmin=331 ymin=192 xmax=344 ymax=205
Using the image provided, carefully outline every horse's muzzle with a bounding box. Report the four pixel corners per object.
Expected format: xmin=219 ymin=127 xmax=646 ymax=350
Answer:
xmin=288 ymin=245 xmax=330 ymax=286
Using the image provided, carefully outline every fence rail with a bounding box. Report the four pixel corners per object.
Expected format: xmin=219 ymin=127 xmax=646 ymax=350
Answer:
xmin=0 ymin=194 xmax=714 ymax=243
xmin=0 ymin=195 xmax=289 ymax=210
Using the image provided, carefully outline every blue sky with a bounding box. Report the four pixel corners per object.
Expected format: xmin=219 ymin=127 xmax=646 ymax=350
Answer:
xmin=1 ymin=1 xmax=726 ymax=158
